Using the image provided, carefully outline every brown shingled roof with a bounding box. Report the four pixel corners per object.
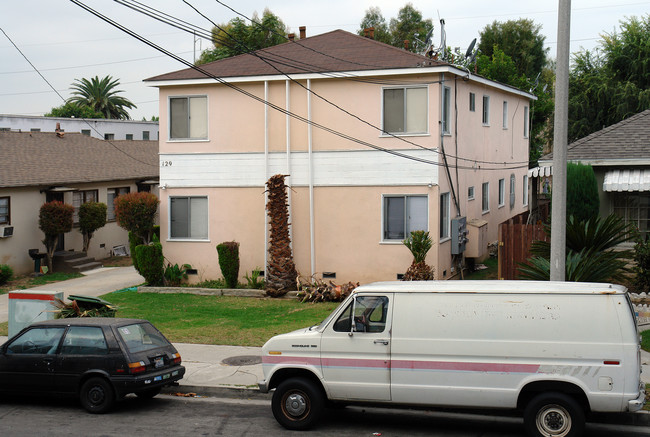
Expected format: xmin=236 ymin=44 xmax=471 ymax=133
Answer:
xmin=0 ymin=131 xmax=158 ymax=188
xmin=541 ymin=110 xmax=650 ymax=162
xmin=146 ymin=29 xmax=445 ymax=82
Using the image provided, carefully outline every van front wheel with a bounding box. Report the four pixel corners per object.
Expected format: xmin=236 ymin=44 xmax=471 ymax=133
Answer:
xmin=272 ymin=377 xmax=324 ymax=430
xmin=524 ymin=392 xmax=585 ymax=437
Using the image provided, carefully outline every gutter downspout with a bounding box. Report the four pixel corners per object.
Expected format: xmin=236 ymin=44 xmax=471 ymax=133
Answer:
xmin=264 ymin=81 xmax=269 ymax=272
xmin=308 ymin=79 xmax=315 ymax=277
xmin=286 ymin=80 xmax=293 ymax=249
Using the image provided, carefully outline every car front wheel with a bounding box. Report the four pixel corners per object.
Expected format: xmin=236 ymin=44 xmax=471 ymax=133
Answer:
xmin=80 ymin=377 xmax=115 ymax=414
xmin=271 ymin=377 xmax=324 ymax=430
xmin=524 ymin=392 xmax=585 ymax=437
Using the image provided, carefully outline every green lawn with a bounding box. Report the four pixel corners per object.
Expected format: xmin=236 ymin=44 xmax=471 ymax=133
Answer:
xmin=100 ymin=290 xmax=338 ymax=346
xmin=642 ymin=330 xmax=650 ymax=352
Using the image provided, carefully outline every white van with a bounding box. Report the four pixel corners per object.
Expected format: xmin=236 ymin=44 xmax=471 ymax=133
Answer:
xmin=258 ymin=280 xmax=645 ymax=436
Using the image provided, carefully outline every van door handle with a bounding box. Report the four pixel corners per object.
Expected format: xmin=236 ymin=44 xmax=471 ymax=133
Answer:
xmin=374 ymin=339 xmax=389 ymax=345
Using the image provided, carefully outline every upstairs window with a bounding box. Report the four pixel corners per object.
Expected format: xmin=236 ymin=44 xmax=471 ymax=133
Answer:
xmin=383 ymin=86 xmax=427 ymax=135
xmin=440 ymin=192 xmax=450 ymax=240
xmin=442 ymin=86 xmax=451 ymax=134
xmin=469 ymin=92 xmax=476 ymax=112
xmin=383 ymin=195 xmax=428 ymax=241
xmin=482 ymin=95 xmax=490 ymax=125
xmin=143 ymin=130 xmax=150 ymax=140
xmin=170 ymin=96 xmax=208 ymax=140
xmin=524 ymin=106 xmax=530 ymax=138
xmin=482 ymin=182 xmax=490 ymax=213
xmin=0 ymin=197 xmax=9 ymax=224
xmin=498 ymin=178 xmax=505 ymax=207
xmin=502 ymin=101 xmax=508 ymax=129
xmin=510 ymin=174 xmax=516 ymax=209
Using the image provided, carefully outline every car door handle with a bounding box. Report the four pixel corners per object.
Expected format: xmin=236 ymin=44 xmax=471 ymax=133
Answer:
xmin=374 ymin=339 xmax=389 ymax=345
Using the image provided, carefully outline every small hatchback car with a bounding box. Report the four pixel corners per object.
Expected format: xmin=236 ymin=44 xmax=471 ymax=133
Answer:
xmin=0 ymin=318 xmax=185 ymax=413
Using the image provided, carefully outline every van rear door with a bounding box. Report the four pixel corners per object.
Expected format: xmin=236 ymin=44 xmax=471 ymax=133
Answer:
xmin=320 ymin=294 xmax=392 ymax=401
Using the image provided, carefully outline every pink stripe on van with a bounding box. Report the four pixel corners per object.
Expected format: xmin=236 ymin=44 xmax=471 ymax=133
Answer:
xmin=391 ymin=360 xmax=540 ymax=373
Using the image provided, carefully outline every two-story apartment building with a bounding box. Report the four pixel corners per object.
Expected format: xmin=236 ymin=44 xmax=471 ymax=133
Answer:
xmin=145 ymin=29 xmax=533 ymax=284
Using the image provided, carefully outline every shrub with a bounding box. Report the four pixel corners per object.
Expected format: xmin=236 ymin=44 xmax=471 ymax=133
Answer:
xmin=134 ymin=241 xmax=164 ymax=286
xmin=632 ymin=232 xmax=650 ymax=293
xmin=129 ymin=231 xmax=144 ymax=274
xmin=0 ymin=264 xmax=13 ymax=285
xmin=245 ymin=267 xmax=265 ymax=290
xmin=78 ymin=202 xmax=107 ymax=252
xmin=164 ymin=262 xmax=192 ymax=286
xmin=567 ymin=162 xmax=599 ymax=223
xmin=39 ymin=201 xmax=75 ymax=272
xmin=402 ymin=230 xmax=435 ymax=281
xmin=52 ymin=296 xmax=117 ymax=318
xmin=217 ymin=241 xmax=240 ymax=289
xmin=114 ymin=192 xmax=159 ymax=243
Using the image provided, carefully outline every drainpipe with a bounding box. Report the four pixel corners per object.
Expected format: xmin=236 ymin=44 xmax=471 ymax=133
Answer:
xmin=286 ymin=80 xmax=293 ymax=249
xmin=264 ymin=81 xmax=269 ymax=272
xmin=308 ymin=79 xmax=315 ymax=277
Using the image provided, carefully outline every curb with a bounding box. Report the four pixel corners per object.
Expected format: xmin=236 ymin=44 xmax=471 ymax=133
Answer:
xmin=162 ymin=384 xmax=271 ymax=401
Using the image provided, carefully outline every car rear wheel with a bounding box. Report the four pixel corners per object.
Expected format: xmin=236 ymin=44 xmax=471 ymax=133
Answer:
xmin=271 ymin=377 xmax=324 ymax=430
xmin=80 ymin=377 xmax=115 ymax=414
xmin=524 ymin=392 xmax=585 ymax=437
xmin=136 ymin=387 xmax=162 ymax=399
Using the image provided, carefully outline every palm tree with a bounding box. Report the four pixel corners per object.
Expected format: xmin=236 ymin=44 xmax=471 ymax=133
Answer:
xmin=265 ymin=174 xmax=297 ymax=297
xmin=402 ymin=230 xmax=435 ymax=280
xmin=67 ymin=75 xmax=136 ymax=119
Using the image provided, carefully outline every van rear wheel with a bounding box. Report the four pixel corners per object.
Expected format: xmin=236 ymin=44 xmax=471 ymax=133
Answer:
xmin=272 ymin=377 xmax=324 ymax=430
xmin=524 ymin=392 xmax=585 ymax=437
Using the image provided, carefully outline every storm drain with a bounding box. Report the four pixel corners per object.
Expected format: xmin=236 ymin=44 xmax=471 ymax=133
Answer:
xmin=222 ymin=355 xmax=262 ymax=366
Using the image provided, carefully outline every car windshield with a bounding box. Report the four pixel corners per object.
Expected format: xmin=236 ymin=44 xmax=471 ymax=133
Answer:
xmin=312 ymin=298 xmax=351 ymax=331
xmin=116 ymin=322 xmax=170 ymax=353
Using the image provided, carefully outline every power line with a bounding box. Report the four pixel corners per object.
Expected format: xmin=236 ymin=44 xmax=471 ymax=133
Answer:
xmin=0 ymin=26 xmax=156 ymax=167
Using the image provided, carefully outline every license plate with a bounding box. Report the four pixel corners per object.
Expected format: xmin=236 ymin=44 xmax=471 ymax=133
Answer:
xmin=154 ymin=356 xmax=164 ymax=368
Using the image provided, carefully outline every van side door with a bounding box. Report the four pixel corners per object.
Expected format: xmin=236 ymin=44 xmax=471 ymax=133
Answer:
xmin=320 ymin=294 xmax=392 ymax=401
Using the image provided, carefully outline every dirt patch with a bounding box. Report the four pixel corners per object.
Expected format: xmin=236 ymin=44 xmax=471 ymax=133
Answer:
xmin=0 ymin=275 xmax=35 ymax=294
xmin=102 ymin=256 xmax=133 ymax=267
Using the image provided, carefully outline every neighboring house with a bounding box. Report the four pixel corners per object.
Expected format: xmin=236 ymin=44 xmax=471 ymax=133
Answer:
xmin=145 ymin=29 xmax=533 ymax=284
xmin=0 ymin=114 xmax=159 ymax=141
xmin=538 ymin=109 xmax=650 ymax=239
xmin=0 ymin=130 xmax=159 ymax=275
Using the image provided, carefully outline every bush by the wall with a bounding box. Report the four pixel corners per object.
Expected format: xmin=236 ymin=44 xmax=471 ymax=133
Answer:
xmin=129 ymin=231 xmax=144 ymax=274
xmin=567 ymin=162 xmax=599 ymax=223
xmin=217 ymin=241 xmax=240 ymax=289
xmin=0 ymin=264 xmax=13 ymax=285
xmin=134 ymin=242 xmax=164 ymax=286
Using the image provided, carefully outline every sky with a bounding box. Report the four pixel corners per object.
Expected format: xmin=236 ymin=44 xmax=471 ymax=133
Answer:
xmin=1 ymin=0 xmax=648 ymax=121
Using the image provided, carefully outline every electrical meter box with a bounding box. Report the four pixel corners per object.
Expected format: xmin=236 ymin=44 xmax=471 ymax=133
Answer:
xmin=451 ymin=216 xmax=468 ymax=255
xmin=8 ymin=290 xmax=63 ymax=338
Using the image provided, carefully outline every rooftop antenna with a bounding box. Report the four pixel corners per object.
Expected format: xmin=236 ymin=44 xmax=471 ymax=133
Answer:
xmin=465 ymin=37 xmax=477 ymax=66
xmin=415 ymin=27 xmax=435 ymax=57
xmin=439 ymin=18 xmax=446 ymax=61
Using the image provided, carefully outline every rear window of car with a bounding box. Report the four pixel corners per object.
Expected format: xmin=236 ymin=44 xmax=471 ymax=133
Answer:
xmin=116 ymin=323 xmax=170 ymax=353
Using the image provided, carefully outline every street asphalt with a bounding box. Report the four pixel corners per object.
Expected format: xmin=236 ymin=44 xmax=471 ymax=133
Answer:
xmin=0 ymin=266 xmax=648 ymax=427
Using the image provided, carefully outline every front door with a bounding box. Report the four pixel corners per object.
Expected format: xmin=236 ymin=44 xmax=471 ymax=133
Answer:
xmin=320 ymin=294 xmax=392 ymax=401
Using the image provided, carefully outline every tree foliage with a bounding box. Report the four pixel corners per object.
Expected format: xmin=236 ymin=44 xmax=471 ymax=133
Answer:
xmin=196 ymin=9 xmax=288 ymax=64
xmin=39 ymin=201 xmax=75 ymax=272
xmin=566 ymin=163 xmax=599 ymax=222
xmin=358 ymin=6 xmax=391 ymax=44
xmin=78 ymin=202 xmax=107 ymax=253
xmin=67 ymin=75 xmax=136 ymax=120
xmin=357 ymin=4 xmax=432 ymax=53
xmin=45 ymin=102 xmax=104 ymax=119
xmin=114 ymin=192 xmax=159 ymax=244
xmin=568 ymin=15 xmax=650 ymax=142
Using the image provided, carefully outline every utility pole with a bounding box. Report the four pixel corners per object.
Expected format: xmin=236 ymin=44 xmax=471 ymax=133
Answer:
xmin=550 ymin=0 xmax=571 ymax=281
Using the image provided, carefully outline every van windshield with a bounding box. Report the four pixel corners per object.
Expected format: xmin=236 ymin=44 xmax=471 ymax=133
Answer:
xmin=311 ymin=298 xmax=350 ymax=331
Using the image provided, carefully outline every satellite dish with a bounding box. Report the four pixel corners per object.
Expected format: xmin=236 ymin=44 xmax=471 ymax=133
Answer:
xmin=465 ymin=38 xmax=477 ymax=58
xmin=424 ymin=28 xmax=434 ymax=46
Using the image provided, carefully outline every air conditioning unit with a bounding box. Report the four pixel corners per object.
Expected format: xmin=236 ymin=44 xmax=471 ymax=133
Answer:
xmin=0 ymin=226 xmax=14 ymax=238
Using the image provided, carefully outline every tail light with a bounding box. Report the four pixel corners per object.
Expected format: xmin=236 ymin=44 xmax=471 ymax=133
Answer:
xmin=128 ymin=361 xmax=146 ymax=374
xmin=172 ymin=353 xmax=181 ymax=365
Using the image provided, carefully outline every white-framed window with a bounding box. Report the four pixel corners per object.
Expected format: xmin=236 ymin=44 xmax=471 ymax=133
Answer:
xmin=170 ymin=196 xmax=209 ymax=240
xmin=0 ymin=197 xmax=9 ymax=224
xmin=169 ymin=196 xmax=209 ymax=240
xmin=468 ymin=186 xmax=475 ymax=200
xmin=502 ymin=101 xmax=508 ymax=129
xmin=523 ymin=175 xmax=529 ymax=206
xmin=613 ymin=193 xmax=650 ymax=239
xmin=440 ymin=192 xmax=450 ymax=240
xmin=81 ymin=129 xmax=90 ymax=136
xmin=169 ymin=95 xmax=208 ymax=140
xmin=523 ymin=106 xmax=529 ymax=138
xmin=126 ymin=134 xmax=133 ymax=141
xmin=104 ymin=133 xmax=114 ymax=140
xmin=509 ymin=174 xmax=516 ymax=209
xmin=382 ymin=195 xmax=428 ymax=241
xmin=442 ymin=86 xmax=451 ymax=134
xmin=73 ymin=190 xmax=98 ymax=223
xmin=482 ymin=95 xmax=490 ymax=125
xmin=498 ymin=178 xmax=505 ymax=207
xmin=143 ymin=130 xmax=150 ymax=140
xmin=482 ymin=182 xmax=490 ymax=213
xmin=469 ymin=92 xmax=475 ymax=112
xmin=382 ymin=86 xmax=428 ymax=135
xmin=107 ymin=187 xmax=130 ymax=221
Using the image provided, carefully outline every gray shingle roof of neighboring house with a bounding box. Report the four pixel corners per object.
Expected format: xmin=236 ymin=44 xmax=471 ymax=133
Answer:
xmin=0 ymin=131 xmax=158 ymax=188
xmin=145 ymin=29 xmax=446 ymax=82
xmin=540 ymin=109 xmax=650 ymax=163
